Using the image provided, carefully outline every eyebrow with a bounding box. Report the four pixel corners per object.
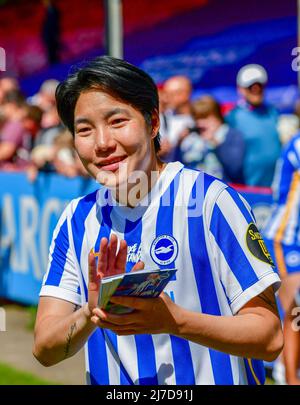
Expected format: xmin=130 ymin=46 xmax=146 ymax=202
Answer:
xmin=103 ymin=108 xmax=131 ymax=120
xmin=74 ymin=108 xmax=131 ymax=127
xmin=74 ymin=118 xmax=92 ymax=127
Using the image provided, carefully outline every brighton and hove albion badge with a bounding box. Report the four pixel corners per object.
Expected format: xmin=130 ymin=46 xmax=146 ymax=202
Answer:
xmin=150 ymin=235 xmax=178 ymax=266
xmin=246 ymin=223 xmax=275 ymax=267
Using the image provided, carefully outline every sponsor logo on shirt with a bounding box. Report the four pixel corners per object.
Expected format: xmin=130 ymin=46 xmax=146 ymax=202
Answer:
xmin=127 ymin=243 xmax=142 ymax=263
xmin=150 ymin=235 xmax=178 ymax=266
xmin=246 ymin=223 xmax=275 ymax=267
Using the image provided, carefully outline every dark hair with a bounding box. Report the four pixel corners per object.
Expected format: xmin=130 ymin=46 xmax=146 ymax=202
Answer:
xmin=191 ymin=95 xmax=224 ymax=123
xmin=56 ymin=55 xmax=160 ymax=152
xmin=3 ymin=89 xmax=25 ymax=107
xmin=25 ymin=105 xmax=43 ymax=125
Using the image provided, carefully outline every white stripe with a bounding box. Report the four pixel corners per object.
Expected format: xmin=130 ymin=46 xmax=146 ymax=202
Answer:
xmin=287 ymin=151 xmax=298 ymax=168
xmin=79 ymin=203 xmax=100 ymax=292
xmin=263 ymin=206 xmax=286 ymax=239
xmin=282 ymin=182 xmax=300 ymax=245
xmin=104 ymin=332 xmax=121 ymax=385
xmin=236 ymin=357 xmax=248 ymax=384
xmin=141 ymin=192 xmax=172 ymax=384
xmin=42 ymin=206 xmax=69 ymax=285
xmin=239 ymin=195 xmax=256 ymax=222
xmin=272 ymin=159 xmax=283 ymax=201
xmin=173 ymin=170 xmax=215 ymax=384
xmin=58 ymin=244 xmax=81 ymax=294
xmin=202 ymin=181 xmax=241 ymax=313
xmin=215 ymin=188 xmax=274 ymax=276
xmin=203 ymin=182 xmax=241 ymax=382
xmin=293 ymin=138 xmax=300 ymax=163
xmin=189 ymin=342 xmax=215 ymax=384
xmin=117 ymin=336 xmax=139 ymax=384
xmin=152 ymin=334 xmax=175 ymax=385
xmin=229 ymin=355 xmax=249 ymax=385
xmin=208 ymin=235 xmax=243 ymax=310
xmin=109 ymin=214 xmax=141 ymax=385
xmin=84 ymin=345 xmax=91 ymax=384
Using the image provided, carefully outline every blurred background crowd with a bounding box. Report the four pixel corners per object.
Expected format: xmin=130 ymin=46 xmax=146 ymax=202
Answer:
xmin=1 ymin=64 xmax=300 ymax=188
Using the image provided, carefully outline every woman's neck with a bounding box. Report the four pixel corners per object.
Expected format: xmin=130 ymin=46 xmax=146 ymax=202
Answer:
xmin=113 ymin=159 xmax=167 ymax=208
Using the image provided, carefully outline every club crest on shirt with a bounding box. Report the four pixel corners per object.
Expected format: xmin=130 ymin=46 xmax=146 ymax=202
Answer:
xmin=150 ymin=235 xmax=178 ymax=266
xmin=246 ymin=223 xmax=275 ymax=267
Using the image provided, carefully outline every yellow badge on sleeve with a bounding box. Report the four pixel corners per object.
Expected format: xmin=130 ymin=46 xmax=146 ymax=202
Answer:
xmin=246 ymin=223 xmax=275 ymax=267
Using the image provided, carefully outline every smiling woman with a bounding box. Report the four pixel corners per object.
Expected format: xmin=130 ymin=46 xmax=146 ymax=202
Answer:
xmin=33 ymin=56 xmax=283 ymax=386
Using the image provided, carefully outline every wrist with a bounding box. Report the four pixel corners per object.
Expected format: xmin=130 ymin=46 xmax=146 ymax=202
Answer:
xmin=172 ymin=304 xmax=188 ymax=336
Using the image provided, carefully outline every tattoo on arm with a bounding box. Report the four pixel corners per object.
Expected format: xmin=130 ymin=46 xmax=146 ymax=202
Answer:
xmin=63 ymin=304 xmax=79 ymax=359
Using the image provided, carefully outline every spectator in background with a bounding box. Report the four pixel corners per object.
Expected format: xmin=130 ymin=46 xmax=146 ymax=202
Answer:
xmin=29 ymin=79 xmax=63 ymax=147
xmin=157 ymin=83 xmax=171 ymax=142
xmin=159 ymin=75 xmax=194 ymax=162
xmin=227 ymin=64 xmax=281 ymax=187
xmin=28 ymin=129 xmax=87 ymax=182
xmin=23 ymin=105 xmax=43 ymax=142
xmin=0 ymin=90 xmax=32 ymax=170
xmin=41 ymin=0 xmax=61 ymax=65
xmin=263 ymin=132 xmax=300 ymax=384
xmin=0 ymin=76 xmax=19 ymax=105
xmin=29 ymin=79 xmax=59 ymax=112
xmin=263 ymin=131 xmax=300 ymax=321
xmin=177 ymin=96 xmax=245 ymax=183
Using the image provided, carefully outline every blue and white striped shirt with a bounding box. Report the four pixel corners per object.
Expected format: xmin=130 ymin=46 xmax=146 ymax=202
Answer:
xmin=264 ymin=132 xmax=300 ymax=246
xmin=40 ymin=161 xmax=280 ymax=385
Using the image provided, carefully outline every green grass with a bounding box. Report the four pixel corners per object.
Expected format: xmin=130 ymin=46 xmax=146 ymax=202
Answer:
xmin=0 ymin=362 xmax=58 ymax=385
xmin=26 ymin=306 xmax=38 ymax=331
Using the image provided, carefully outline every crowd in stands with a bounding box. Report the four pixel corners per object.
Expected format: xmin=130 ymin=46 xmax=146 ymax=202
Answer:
xmin=0 ymin=76 xmax=87 ymax=180
xmin=158 ymin=64 xmax=300 ymax=188
xmin=1 ymin=63 xmax=300 ymax=188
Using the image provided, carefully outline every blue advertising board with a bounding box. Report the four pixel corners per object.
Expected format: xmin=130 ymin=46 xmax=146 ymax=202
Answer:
xmin=0 ymin=171 xmax=98 ymax=305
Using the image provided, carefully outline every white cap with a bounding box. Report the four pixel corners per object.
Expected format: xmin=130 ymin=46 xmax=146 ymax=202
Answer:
xmin=236 ymin=64 xmax=268 ymax=88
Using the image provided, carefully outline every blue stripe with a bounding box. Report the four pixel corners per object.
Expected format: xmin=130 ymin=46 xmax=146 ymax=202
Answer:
xmin=88 ymin=329 xmax=110 ymax=385
xmin=94 ymin=191 xmax=113 ymax=254
xmin=156 ymin=172 xmax=180 ymax=273
xmin=104 ymin=330 xmax=134 ymax=385
xmin=45 ymin=219 xmax=69 ymax=286
xmin=210 ymin=204 xmax=260 ymax=292
xmin=189 ymin=176 xmax=234 ymax=385
xmin=123 ymin=214 xmax=158 ymax=384
xmin=156 ymin=171 xmax=195 ymax=384
xmin=134 ymin=335 xmax=158 ymax=385
xmin=71 ymin=191 xmax=98 ymax=300
xmin=71 ymin=191 xmax=112 ymax=385
xmin=244 ymin=358 xmax=265 ymax=385
xmin=122 ymin=216 xmax=143 ymax=384
xmin=124 ymin=217 xmax=143 ymax=272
